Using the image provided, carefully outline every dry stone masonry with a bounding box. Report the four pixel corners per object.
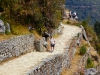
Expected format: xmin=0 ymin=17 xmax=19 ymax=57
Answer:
xmin=34 ymin=37 xmax=46 ymax=52
xmin=0 ymin=34 xmax=34 ymax=61
xmin=0 ymin=24 xmax=84 ymax=75
xmin=26 ymin=35 xmax=82 ymax=75
xmin=26 ymin=25 xmax=92 ymax=75
xmin=26 ymin=54 xmax=63 ymax=75
xmin=52 ymin=22 xmax=64 ymax=36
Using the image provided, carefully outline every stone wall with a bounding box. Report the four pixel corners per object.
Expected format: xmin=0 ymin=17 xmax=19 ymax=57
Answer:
xmin=34 ymin=37 xmax=46 ymax=52
xmin=0 ymin=25 xmax=86 ymax=75
xmin=0 ymin=34 xmax=34 ymax=61
xmin=96 ymin=64 xmax=100 ymax=72
xmin=73 ymin=48 xmax=91 ymax=75
xmin=73 ymin=25 xmax=92 ymax=75
xmin=34 ymin=23 xmax=64 ymax=52
xmin=26 ymin=35 xmax=81 ymax=75
xmin=80 ymin=25 xmax=90 ymax=45
xmin=52 ymin=22 xmax=64 ymax=36
xmin=26 ymin=54 xmax=63 ymax=75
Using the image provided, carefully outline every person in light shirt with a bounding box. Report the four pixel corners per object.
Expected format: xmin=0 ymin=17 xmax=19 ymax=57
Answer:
xmin=50 ymin=36 xmax=55 ymax=52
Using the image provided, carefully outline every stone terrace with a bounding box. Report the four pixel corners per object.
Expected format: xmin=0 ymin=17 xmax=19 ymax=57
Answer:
xmin=0 ymin=23 xmax=82 ymax=75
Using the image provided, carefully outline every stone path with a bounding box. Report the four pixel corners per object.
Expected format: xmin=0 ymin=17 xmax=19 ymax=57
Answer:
xmin=0 ymin=23 xmax=82 ymax=75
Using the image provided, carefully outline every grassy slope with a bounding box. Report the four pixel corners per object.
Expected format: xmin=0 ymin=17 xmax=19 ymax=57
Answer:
xmin=0 ymin=24 xmax=41 ymax=41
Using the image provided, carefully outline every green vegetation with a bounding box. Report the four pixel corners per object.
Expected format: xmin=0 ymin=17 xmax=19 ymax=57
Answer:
xmin=94 ymin=21 xmax=100 ymax=38
xmin=78 ymin=20 xmax=98 ymax=49
xmin=80 ymin=45 xmax=86 ymax=55
xmin=93 ymin=21 xmax=100 ymax=55
xmin=77 ymin=20 xmax=100 ymax=56
xmin=66 ymin=21 xmax=71 ymax=24
xmin=66 ymin=0 xmax=100 ymax=25
xmin=86 ymin=58 xmax=94 ymax=68
xmin=0 ymin=0 xmax=65 ymax=35
xmin=81 ymin=20 xmax=100 ymax=56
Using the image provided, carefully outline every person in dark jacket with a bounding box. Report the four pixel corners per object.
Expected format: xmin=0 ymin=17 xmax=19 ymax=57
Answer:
xmin=42 ymin=31 xmax=50 ymax=41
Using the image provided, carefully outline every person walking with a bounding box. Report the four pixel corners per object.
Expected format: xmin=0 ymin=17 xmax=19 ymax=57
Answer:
xmin=42 ymin=31 xmax=50 ymax=41
xmin=69 ymin=11 xmax=72 ymax=19
xmin=50 ymin=36 xmax=55 ymax=52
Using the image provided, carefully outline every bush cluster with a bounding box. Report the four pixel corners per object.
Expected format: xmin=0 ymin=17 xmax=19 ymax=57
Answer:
xmin=80 ymin=45 xmax=86 ymax=55
xmin=86 ymin=58 xmax=94 ymax=68
xmin=0 ymin=0 xmax=65 ymax=35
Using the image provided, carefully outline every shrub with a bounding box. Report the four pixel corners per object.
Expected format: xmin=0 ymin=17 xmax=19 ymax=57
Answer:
xmin=74 ymin=22 xmax=81 ymax=26
xmin=10 ymin=24 xmax=30 ymax=35
xmin=86 ymin=58 xmax=94 ymax=68
xmin=80 ymin=45 xmax=86 ymax=55
xmin=95 ymin=43 xmax=100 ymax=55
xmin=5 ymin=30 xmax=11 ymax=35
xmin=66 ymin=21 xmax=71 ymax=24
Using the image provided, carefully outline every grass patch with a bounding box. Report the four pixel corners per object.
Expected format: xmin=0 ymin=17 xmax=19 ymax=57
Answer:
xmin=66 ymin=21 xmax=71 ymax=24
xmin=80 ymin=45 xmax=86 ymax=55
xmin=53 ymin=33 xmax=60 ymax=38
xmin=86 ymin=58 xmax=94 ymax=68
xmin=0 ymin=20 xmax=42 ymax=41
xmin=62 ymin=19 xmax=79 ymax=25
xmin=11 ymin=24 xmax=30 ymax=35
xmin=30 ymin=30 xmax=42 ymax=40
xmin=0 ymin=34 xmax=16 ymax=41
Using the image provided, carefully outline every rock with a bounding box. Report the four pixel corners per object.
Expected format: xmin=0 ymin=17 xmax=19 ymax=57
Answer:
xmin=0 ymin=19 xmax=4 ymax=26
xmin=6 ymin=23 xmax=11 ymax=33
xmin=34 ymin=37 xmax=46 ymax=52
xmin=0 ymin=55 xmax=4 ymax=61
xmin=0 ymin=19 xmax=5 ymax=33
xmin=95 ymin=72 xmax=100 ymax=75
xmin=85 ymin=68 xmax=98 ymax=75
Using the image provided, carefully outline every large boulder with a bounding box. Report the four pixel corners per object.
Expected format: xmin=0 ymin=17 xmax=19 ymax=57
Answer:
xmin=0 ymin=19 xmax=5 ymax=33
xmin=0 ymin=19 xmax=4 ymax=26
xmin=6 ymin=23 xmax=11 ymax=33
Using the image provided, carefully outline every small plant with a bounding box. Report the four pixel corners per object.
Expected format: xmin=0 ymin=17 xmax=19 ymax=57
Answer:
xmin=10 ymin=24 xmax=30 ymax=35
xmin=66 ymin=21 xmax=71 ymax=24
xmin=86 ymin=58 xmax=94 ymax=68
xmin=5 ymin=30 xmax=11 ymax=35
xmin=84 ymin=43 xmax=90 ymax=47
xmin=77 ymin=33 xmax=79 ymax=37
xmin=96 ymin=43 xmax=100 ymax=55
xmin=80 ymin=45 xmax=86 ymax=55
xmin=74 ymin=22 xmax=81 ymax=26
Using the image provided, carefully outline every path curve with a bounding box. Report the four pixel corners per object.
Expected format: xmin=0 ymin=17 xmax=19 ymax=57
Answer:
xmin=0 ymin=23 xmax=82 ymax=75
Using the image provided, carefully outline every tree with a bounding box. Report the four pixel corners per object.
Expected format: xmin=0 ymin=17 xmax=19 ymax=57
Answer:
xmin=0 ymin=0 xmax=65 ymax=34
xmin=94 ymin=21 xmax=100 ymax=35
